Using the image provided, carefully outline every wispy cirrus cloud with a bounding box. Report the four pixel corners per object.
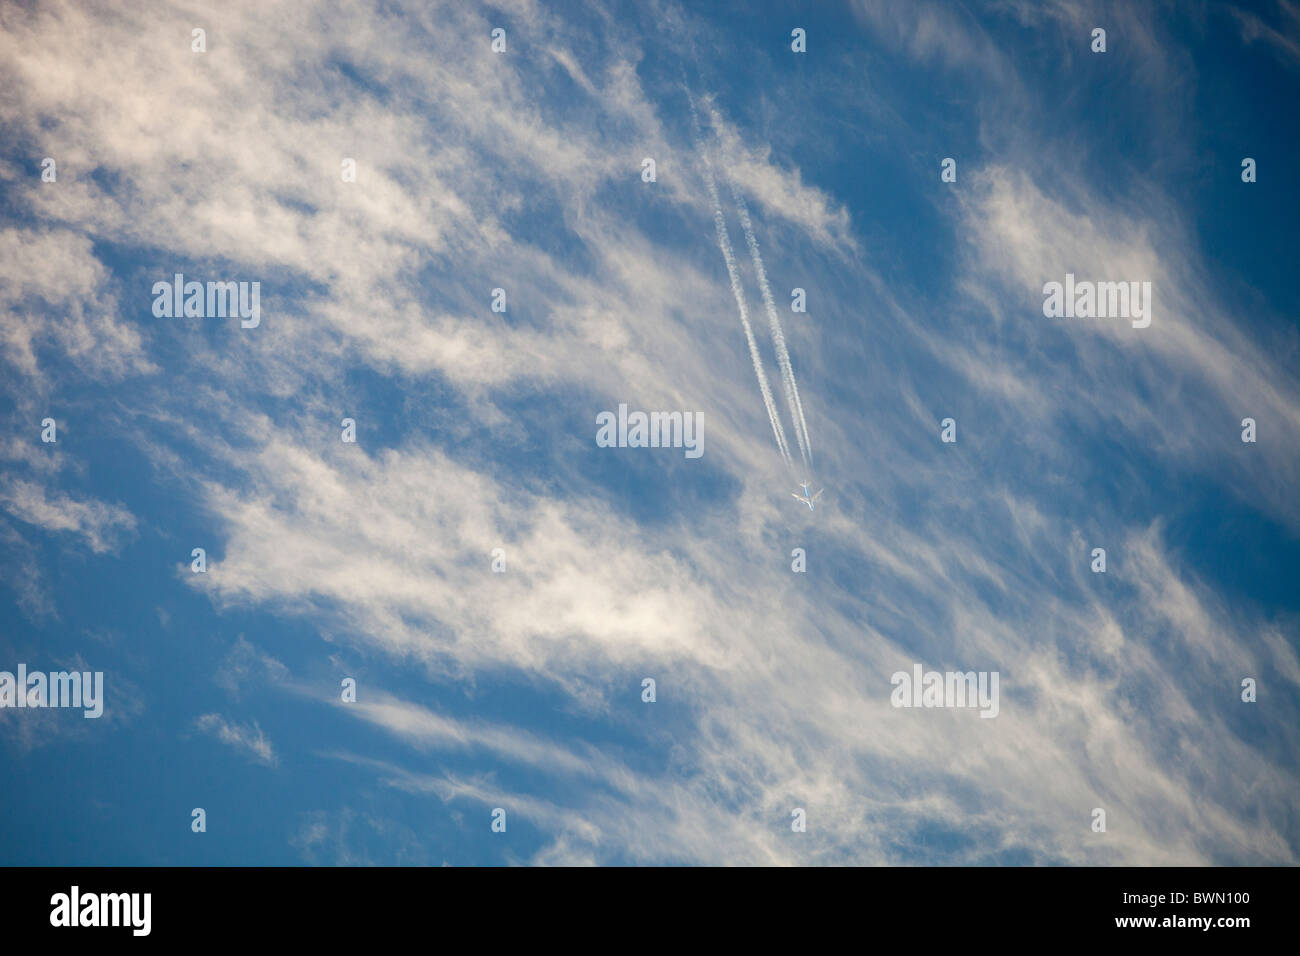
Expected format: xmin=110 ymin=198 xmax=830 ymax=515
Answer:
xmin=195 ymin=712 xmax=277 ymax=767
xmin=1229 ymin=0 xmax=1300 ymax=69
xmin=0 ymin=479 xmax=135 ymax=554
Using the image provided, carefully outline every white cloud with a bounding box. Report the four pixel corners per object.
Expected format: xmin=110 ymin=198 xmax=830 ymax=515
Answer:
xmin=0 ymin=479 xmax=136 ymax=553
xmin=195 ymin=713 xmax=278 ymax=766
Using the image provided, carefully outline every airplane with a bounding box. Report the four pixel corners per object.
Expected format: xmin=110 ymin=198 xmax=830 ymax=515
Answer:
xmin=791 ymin=481 xmax=823 ymax=511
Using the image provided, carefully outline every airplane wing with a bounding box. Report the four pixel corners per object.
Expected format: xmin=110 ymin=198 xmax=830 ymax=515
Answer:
xmin=791 ymin=493 xmax=805 ymax=502
xmin=812 ymin=489 xmax=823 ymax=502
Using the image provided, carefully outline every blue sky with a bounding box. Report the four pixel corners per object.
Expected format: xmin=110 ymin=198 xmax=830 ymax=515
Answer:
xmin=2 ymin=0 xmax=1299 ymax=865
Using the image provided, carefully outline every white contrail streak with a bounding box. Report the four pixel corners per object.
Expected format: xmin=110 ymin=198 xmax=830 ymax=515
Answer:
xmin=727 ymin=172 xmax=813 ymax=470
xmin=686 ymin=88 xmax=792 ymax=466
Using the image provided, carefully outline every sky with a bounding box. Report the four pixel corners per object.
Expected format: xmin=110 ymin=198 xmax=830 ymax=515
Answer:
xmin=1 ymin=0 xmax=1298 ymax=866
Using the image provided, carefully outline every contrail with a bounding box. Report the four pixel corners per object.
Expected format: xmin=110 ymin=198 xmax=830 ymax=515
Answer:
xmin=686 ymin=87 xmax=792 ymax=466
xmin=726 ymin=169 xmax=813 ymax=470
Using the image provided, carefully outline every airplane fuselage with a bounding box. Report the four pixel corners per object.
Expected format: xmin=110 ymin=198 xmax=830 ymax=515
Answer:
xmin=792 ymin=482 xmax=822 ymax=510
